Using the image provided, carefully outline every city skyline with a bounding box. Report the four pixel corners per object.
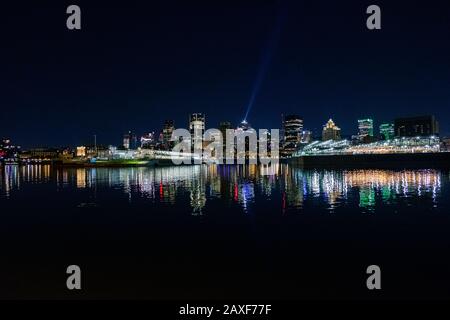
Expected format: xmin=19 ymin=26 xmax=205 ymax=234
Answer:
xmin=0 ymin=115 xmax=439 ymax=152
xmin=2 ymin=1 xmax=450 ymax=148
xmin=1 ymin=112 xmax=444 ymax=149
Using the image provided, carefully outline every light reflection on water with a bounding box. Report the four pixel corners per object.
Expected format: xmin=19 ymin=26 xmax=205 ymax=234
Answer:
xmin=0 ymin=164 xmax=445 ymax=214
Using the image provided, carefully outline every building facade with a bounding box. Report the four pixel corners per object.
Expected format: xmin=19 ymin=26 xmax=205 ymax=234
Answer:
xmin=379 ymin=123 xmax=395 ymax=140
xmin=123 ymin=131 xmax=137 ymax=150
xmin=282 ymin=115 xmax=303 ymax=156
xmin=219 ymin=121 xmax=232 ymax=146
xmin=358 ymin=118 xmax=374 ymax=140
xmin=189 ymin=113 xmax=205 ymax=151
xmin=301 ymin=130 xmax=312 ymax=144
xmin=162 ymin=120 xmax=175 ymax=150
xmin=0 ymin=138 xmax=21 ymax=161
xmin=141 ymin=132 xmax=156 ymax=149
xmin=322 ymin=119 xmax=341 ymax=141
xmin=394 ymin=115 xmax=439 ymax=137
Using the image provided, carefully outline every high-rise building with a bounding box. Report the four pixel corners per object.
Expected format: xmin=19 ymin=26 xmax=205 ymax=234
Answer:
xmin=219 ymin=121 xmax=232 ymax=146
xmin=237 ymin=119 xmax=251 ymax=131
xmin=379 ymin=123 xmax=395 ymax=140
xmin=322 ymin=119 xmax=341 ymax=141
xmin=282 ymin=115 xmax=303 ymax=156
xmin=235 ymin=120 xmax=256 ymax=161
xmin=394 ymin=115 xmax=439 ymax=137
xmin=141 ymin=132 xmax=156 ymax=149
xmin=162 ymin=120 xmax=175 ymax=149
xmin=122 ymin=131 xmax=136 ymax=150
xmin=189 ymin=113 xmax=205 ymax=151
xmin=358 ymin=118 xmax=374 ymax=140
xmin=301 ymin=130 xmax=312 ymax=144
xmin=219 ymin=121 xmax=232 ymax=138
xmin=123 ymin=134 xmax=129 ymax=149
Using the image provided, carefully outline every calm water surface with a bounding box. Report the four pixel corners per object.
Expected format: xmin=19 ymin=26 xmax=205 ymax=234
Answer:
xmin=1 ymin=164 xmax=450 ymax=299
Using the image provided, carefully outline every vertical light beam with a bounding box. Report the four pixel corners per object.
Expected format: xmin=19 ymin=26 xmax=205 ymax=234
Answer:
xmin=244 ymin=7 xmax=286 ymax=122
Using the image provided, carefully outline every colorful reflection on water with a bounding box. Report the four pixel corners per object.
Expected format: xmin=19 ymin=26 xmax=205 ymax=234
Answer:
xmin=0 ymin=164 xmax=446 ymax=214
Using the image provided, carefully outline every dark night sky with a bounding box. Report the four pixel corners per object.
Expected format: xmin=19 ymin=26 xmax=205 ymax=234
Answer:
xmin=1 ymin=0 xmax=450 ymax=148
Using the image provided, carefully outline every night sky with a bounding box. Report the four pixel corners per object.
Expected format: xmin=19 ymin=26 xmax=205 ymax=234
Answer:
xmin=2 ymin=0 xmax=450 ymax=148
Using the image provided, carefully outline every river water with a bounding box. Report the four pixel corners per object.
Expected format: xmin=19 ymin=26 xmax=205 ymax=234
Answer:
xmin=1 ymin=164 xmax=449 ymax=299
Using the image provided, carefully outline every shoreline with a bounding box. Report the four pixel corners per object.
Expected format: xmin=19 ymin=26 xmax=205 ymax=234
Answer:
xmin=2 ymin=152 xmax=450 ymax=169
xmin=289 ymin=151 xmax=450 ymax=169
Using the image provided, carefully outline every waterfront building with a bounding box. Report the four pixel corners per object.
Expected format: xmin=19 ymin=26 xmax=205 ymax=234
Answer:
xmin=379 ymin=123 xmax=395 ymax=140
xmin=141 ymin=132 xmax=156 ymax=149
xmin=162 ymin=120 xmax=175 ymax=149
xmin=394 ymin=115 xmax=439 ymax=137
xmin=76 ymin=146 xmax=86 ymax=157
xmin=297 ymin=136 xmax=440 ymax=156
xmin=123 ymin=132 xmax=130 ymax=149
xmin=301 ymin=130 xmax=312 ymax=144
xmin=219 ymin=121 xmax=232 ymax=145
xmin=219 ymin=121 xmax=232 ymax=134
xmin=357 ymin=118 xmax=374 ymax=140
xmin=237 ymin=119 xmax=250 ymax=131
xmin=235 ymin=120 xmax=257 ymax=161
xmin=27 ymin=148 xmax=60 ymax=159
xmin=0 ymin=138 xmax=21 ymax=162
xmin=441 ymin=137 xmax=450 ymax=152
xmin=282 ymin=115 xmax=303 ymax=156
xmin=189 ymin=113 xmax=205 ymax=152
xmin=123 ymin=131 xmax=137 ymax=150
xmin=322 ymin=119 xmax=341 ymax=141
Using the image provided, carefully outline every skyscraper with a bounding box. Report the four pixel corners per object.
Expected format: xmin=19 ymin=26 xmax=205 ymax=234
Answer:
xmin=237 ymin=119 xmax=251 ymax=131
xmin=358 ymin=118 xmax=374 ymax=141
xmin=141 ymin=132 xmax=156 ymax=149
xmin=379 ymin=123 xmax=395 ymax=140
xmin=394 ymin=115 xmax=439 ymax=137
xmin=235 ymin=119 xmax=256 ymax=161
xmin=282 ymin=115 xmax=303 ymax=156
xmin=219 ymin=121 xmax=232 ymax=135
xmin=122 ymin=131 xmax=136 ymax=150
xmin=219 ymin=121 xmax=232 ymax=146
xmin=301 ymin=130 xmax=312 ymax=144
xmin=162 ymin=120 xmax=175 ymax=149
xmin=322 ymin=119 xmax=341 ymax=141
xmin=189 ymin=113 xmax=205 ymax=151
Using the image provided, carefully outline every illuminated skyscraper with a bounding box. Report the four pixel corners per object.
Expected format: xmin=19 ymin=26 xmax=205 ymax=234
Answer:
xmin=219 ymin=121 xmax=232 ymax=144
xmin=219 ymin=121 xmax=232 ymax=133
xmin=358 ymin=118 xmax=374 ymax=140
xmin=141 ymin=132 xmax=156 ymax=149
xmin=238 ymin=119 xmax=251 ymax=131
xmin=122 ymin=131 xmax=136 ymax=150
xmin=322 ymin=119 xmax=341 ymax=141
xmin=379 ymin=123 xmax=395 ymax=140
xmin=189 ymin=113 xmax=205 ymax=151
xmin=162 ymin=120 xmax=175 ymax=149
xmin=282 ymin=115 xmax=303 ymax=156
xmin=301 ymin=130 xmax=312 ymax=144
xmin=235 ymin=120 xmax=256 ymax=161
